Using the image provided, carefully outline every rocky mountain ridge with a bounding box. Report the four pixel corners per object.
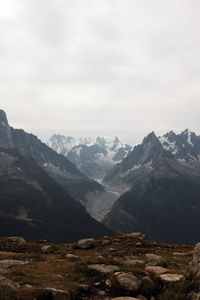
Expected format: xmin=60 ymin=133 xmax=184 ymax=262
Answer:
xmin=0 ymin=110 xmax=105 ymax=203
xmin=48 ymin=134 xmax=131 ymax=179
xmin=103 ymin=130 xmax=200 ymax=244
xmin=0 ymin=110 xmax=112 ymax=242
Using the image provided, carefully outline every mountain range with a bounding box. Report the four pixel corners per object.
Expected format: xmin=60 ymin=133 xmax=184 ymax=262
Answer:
xmin=0 ymin=110 xmax=112 ymax=242
xmin=1 ymin=108 xmax=200 ymax=245
xmin=48 ymin=134 xmax=131 ymax=179
xmin=103 ymin=129 xmax=200 ymax=244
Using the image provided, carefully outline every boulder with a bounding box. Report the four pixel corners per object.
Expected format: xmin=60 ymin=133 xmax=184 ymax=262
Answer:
xmin=0 ymin=275 xmax=19 ymax=295
xmin=76 ymin=238 xmax=96 ymax=249
xmin=65 ymin=254 xmax=79 ymax=261
xmin=105 ymin=279 xmax=112 ymax=287
xmin=41 ymin=245 xmax=53 ymax=254
xmin=145 ymin=266 xmax=169 ymax=275
xmin=145 ymin=254 xmax=167 ymax=266
xmin=126 ymin=232 xmax=146 ymax=239
xmin=96 ymin=255 xmax=104 ymax=261
xmin=102 ymin=240 xmax=111 ymax=246
xmin=159 ymin=273 xmax=184 ymax=282
xmin=189 ymin=292 xmax=200 ymax=300
xmin=88 ymin=264 xmax=119 ymax=274
xmin=126 ymin=259 xmax=145 ymax=267
xmin=136 ymin=242 xmax=142 ymax=247
xmin=173 ymin=252 xmax=188 ymax=256
xmin=192 ymin=242 xmax=200 ymax=273
xmin=138 ymin=296 xmax=148 ymax=300
xmin=115 ymin=272 xmax=142 ymax=292
xmin=7 ymin=236 xmax=26 ymax=245
xmin=0 ymin=259 xmax=28 ymax=271
xmin=190 ymin=243 xmax=200 ymax=291
xmin=46 ymin=288 xmax=70 ymax=300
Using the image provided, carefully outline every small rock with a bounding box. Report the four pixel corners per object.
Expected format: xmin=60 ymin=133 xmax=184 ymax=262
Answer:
xmin=173 ymin=252 xmax=188 ymax=256
xmin=145 ymin=253 xmax=167 ymax=266
xmin=54 ymin=275 xmax=63 ymax=279
xmin=41 ymin=245 xmax=53 ymax=254
xmin=37 ymin=239 xmax=47 ymax=243
xmin=96 ymin=255 xmax=104 ymax=261
xmin=145 ymin=266 xmax=169 ymax=275
xmin=138 ymin=295 xmax=148 ymax=300
xmin=109 ymin=248 xmax=116 ymax=252
xmin=159 ymin=273 xmax=184 ymax=282
xmin=0 ymin=259 xmax=28 ymax=269
xmin=0 ymin=275 xmax=19 ymax=294
xmin=7 ymin=236 xmax=26 ymax=245
xmin=65 ymin=253 xmax=79 ymax=261
xmin=136 ymin=242 xmax=142 ymax=247
xmin=126 ymin=259 xmax=145 ymax=267
xmin=102 ymin=240 xmax=111 ymax=246
xmin=76 ymin=238 xmax=96 ymax=249
xmin=78 ymin=284 xmax=89 ymax=292
xmin=45 ymin=288 xmax=70 ymax=300
xmin=105 ymin=279 xmax=112 ymax=287
xmin=88 ymin=264 xmax=120 ymax=273
xmin=115 ymin=272 xmax=142 ymax=292
xmin=189 ymin=292 xmax=200 ymax=300
xmin=126 ymin=232 xmax=146 ymax=239
xmin=97 ymin=290 xmax=106 ymax=296
xmin=23 ymin=284 xmax=33 ymax=289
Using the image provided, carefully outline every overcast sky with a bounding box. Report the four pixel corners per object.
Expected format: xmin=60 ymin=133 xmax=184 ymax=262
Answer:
xmin=1 ymin=0 xmax=200 ymax=145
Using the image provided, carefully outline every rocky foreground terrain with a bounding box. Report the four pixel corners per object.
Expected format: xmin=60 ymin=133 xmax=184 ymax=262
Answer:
xmin=0 ymin=234 xmax=200 ymax=299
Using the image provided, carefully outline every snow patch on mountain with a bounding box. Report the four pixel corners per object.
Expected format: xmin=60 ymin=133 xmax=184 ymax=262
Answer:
xmin=159 ymin=136 xmax=177 ymax=154
xmin=186 ymin=129 xmax=194 ymax=146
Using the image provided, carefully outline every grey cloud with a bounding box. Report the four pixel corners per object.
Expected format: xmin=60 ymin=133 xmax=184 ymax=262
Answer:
xmin=0 ymin=0 xmax=200 ymax=145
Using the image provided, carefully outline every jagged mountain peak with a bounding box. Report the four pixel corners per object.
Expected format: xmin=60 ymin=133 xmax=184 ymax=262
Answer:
xmin=48 ymin=134 xmax=132 ymax=179
xmin=0 ymin=110 xmax=9 ymax=127
xmin=143 ymin=131 xmax=158 ymax=144
xmin=0 ymin=109 xmax=13 ymax=149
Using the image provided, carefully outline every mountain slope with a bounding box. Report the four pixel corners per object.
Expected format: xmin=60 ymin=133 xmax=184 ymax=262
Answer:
xmin=0 ymin=147 xmax=112 ymax=242
xmin=0 ymin=110 xmax=104 ymax=203
xmin=103 ymin=130 xmax=200 ymax=244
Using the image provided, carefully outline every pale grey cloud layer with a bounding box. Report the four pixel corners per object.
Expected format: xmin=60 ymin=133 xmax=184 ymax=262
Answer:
xmin=1 ymin=0 xmax=200 ymax=145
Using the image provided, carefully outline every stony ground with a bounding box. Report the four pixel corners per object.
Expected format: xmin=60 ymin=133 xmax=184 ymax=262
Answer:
xmin=0 ymin=233 xmax=197 ymax=299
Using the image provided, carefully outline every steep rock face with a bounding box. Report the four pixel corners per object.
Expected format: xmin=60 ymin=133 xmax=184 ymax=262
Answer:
xmin=11 ymin=128 xmax=104 ymax=202
xmin=0 ymin=147 xmax=112 ymax=242
xmin=0 ymin=110 xmax=13 ymax=148
xmin=48 ymin=134 xmax=131 ymax=179
xmin=104 ymin=130 xmax=200 ymax=187
xmin=103 ymin=130 xmax=200 ymax=244
xmin=0 ymin=110 xmax=103 ymax=203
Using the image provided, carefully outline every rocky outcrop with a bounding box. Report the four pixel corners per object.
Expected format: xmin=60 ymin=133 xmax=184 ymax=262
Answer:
xmin=76 ymin=238 xmax=97 ymax=249
xmin=145 ymin=254 xmax=167 ymax=267
xmin=159 ymin=273 xmax=184 ymax=282
xmin=145 ymin=266 xmax=168 ymax=275
xmin=115 ymin=272 xmax=142 ymax=292
xmin=191 ymin=242 xmax=200 ymax=292
xmin=88 ymin=264 xmax=120 ymax=274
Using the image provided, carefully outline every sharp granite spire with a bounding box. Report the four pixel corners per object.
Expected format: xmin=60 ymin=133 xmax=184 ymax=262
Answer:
xmin=0 ymin=110 xmax=13 ymax=148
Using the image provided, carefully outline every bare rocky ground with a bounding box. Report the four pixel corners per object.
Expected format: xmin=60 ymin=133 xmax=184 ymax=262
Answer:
xmin=0 ymin=233 xmax=199 ymax=299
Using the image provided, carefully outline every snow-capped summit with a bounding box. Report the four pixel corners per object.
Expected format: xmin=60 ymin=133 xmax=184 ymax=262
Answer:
xmin=159 ymin=129 xmax=200 ymax=161
xmin=47 ymin=135 xmax=94 ymax=156
xmin=47 ymin=135 xmax=132 ymax=179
